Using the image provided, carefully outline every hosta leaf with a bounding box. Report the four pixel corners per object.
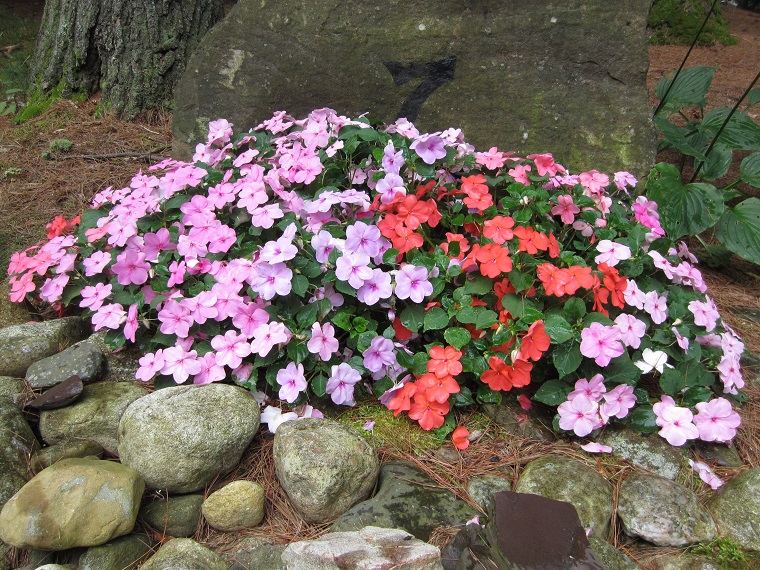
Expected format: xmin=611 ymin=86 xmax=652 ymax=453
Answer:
xmin=739 ymin=152 xmax=760 ymax=188
xmin=714 ymin=198 xmax=760 ymax=265
xmin=701 ymin=109 xmax=760 ymax=151
xmin=655 ymin=66 xmax=714 ymax=111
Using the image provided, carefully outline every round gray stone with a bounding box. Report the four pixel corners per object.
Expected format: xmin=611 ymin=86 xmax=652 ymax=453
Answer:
xmin=202 ymin=480 xmax=265 ymax=531
xmin=25 ymin=343 xmax=106 ymax=389
xmin=139 ymin=538 xmax=230 ymax=570
xmin=141 ymin=494 xmax=204 ymax=538
xmin=0 ymin=317 xmax=90 ymax=377
xmin=618 ymin=471 xmax=716 ymax=547
xmin=514 ymin=455 xmax=614 ymax=539
xmin=118 ymin=384 xmax=260 ymax=493
xmin=39 ymin=381 xmax=148 ymax=454
xmin=79 ymin=533 xmax=152 ymax=570
xmin=274 ymin=418 xmax=379 ymax=523
xmin=0 ymin=458 xmax=145 ymax=550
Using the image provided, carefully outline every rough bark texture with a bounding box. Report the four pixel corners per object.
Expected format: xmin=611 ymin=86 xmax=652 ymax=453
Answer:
xmin=29 ymin=0 xmax=224 ymax=118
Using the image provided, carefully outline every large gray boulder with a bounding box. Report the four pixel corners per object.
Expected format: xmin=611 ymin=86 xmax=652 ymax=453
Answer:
xmin=274 ymin=418 xmax=379 ymax=523
xmin=118 ymin=384 xmax=260 ymax=493
xmin=707 ymin=467 xmax=760 ymax=551
xmin=140 ymin=494 xmax=204 ymax=538
xmin=78 ymin=533 xmax=152 ymax=570
xmin=173 ymin=0 xmax=655 ymax=177
xmin=514 ymin=455 xmax=614 ymax=539
xmin=618 ymin=471 xmax=716 ymax=547
xmin=281 ymin=526 xmax=444 ymax=570
xmin=39 ymin=381 xmax=149 ymax=454
xmin=0 ymin=458 xmax=144 ymax=550
xmin=0 ymin=317 xmax=90 ymax=377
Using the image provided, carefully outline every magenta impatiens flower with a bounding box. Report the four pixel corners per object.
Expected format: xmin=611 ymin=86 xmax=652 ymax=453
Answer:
xmin=249 ymin=262 xmax=293 ymax=300
xmin=211 ymin=330 xmax=252 ymax=369
xmin=693 ymin=398 xmax=741 ymax=442
xmin=160 ymin=346 xmax=202 ymax=384
xmin=79 ymin=283 xmax=113 ymax=311
xmin=112 ymin=249 xmax=150 ymax=286
xmin=410 ymin=134 xmax=446 ymax=165
xmin=92 ymin=303 xmax=126 ymax=331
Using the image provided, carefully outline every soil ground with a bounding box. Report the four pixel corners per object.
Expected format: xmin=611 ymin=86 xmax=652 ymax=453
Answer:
xmin=1 ymin=3 xmax=759 ymax=567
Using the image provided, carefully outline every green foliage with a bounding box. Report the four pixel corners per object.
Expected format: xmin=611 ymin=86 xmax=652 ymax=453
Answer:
xmin=691 ymin=536 xmax=759 ymax=569
xmin=0 ymin=7 xmax=41 ymax=116
xmin=651 ymin=65 xmax=760 ymax=266
xmin=648 ymin=0 xmax=737 ymax=46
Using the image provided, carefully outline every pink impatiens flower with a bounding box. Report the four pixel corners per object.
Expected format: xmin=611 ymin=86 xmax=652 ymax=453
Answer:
xmin=689 ymin=460 xmax=723 ymax=490
xmin=551 ymin=195 xmax=580 ymax=224
xmin=653 ymin=395 xmax=698 ymax=446
xmin=211 ymin=330 xmax=252 ymax=369
xmin=307 ymin=322 xmax=339 ymax=361
xmin=250 ymin=321 xmax=291 ymax=357
xmin=688 ymin=298 xmax=720 ymax=333
xmin=161 ymin=346 xmax=201 ymax=384
xmin=277 ymin=362 xmax=307 ymax=403
xmin=558 ymin=394 xmax=602 ymax=437
xmin=580 ymin=323 xmax=625 ymax=367
xmin=92 ymin=303 xmax=126 ymax=331
xmin=568 ymin=375 xmax=606 ymax=402
xmin=693 ymin=398 xmax=741 ymax=442
xmin=394 ymin=264 xmax=433 ymax=303
xmin=79 ymin=283 xmax=113 ymax=311
xmin=600 ymin=384 xmax=636 ymax=421
xmin=325 ymin=363 xmax=362 ymax=406
xmin=112 ymin=249 xmax=150 ymax=286
xmin=410 ymin=134 xmax=447 ymax=165
xmin=594 ymin=240 xmax=632 ymax=267
xmin=614 ymin=313 xmax=647 ymax=349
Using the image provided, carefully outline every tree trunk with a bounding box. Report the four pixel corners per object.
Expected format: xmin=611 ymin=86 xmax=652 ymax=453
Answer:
xmin=29 ymin=0 xmax=224 ymax=118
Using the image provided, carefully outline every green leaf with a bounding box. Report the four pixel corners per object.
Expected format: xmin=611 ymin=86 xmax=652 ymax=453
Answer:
xmin=603 ymin=354 xmax=641 ymax=386
xmin=464 ymin=274 xmax=493 ymax=295
xmin=533 ymin=379 xmax=572 ymax=406
xmin=506 ymin=269 xmax=535 ymax=292
xmin=104 ymin=329 xmax=127 ymax=350
xmin=302 ymin=262 xmax=325 ymax=278
xmin=563 ymin=297 xmax=586 ymax=324
xmin=400 ymin=304 xmax=425 ymax=332
xmin=500 ymin=294 xmax=537 ymax=319
xmin=654 ymin=116 xmax=707 ymax=160
xmin=357 ymin=331 xmax=377 ymax=353
xmin=311 ymin=375 xmax=327 ymax=397
xmin=739 ymin=152 xmax=760 ymax=188
xmin=748 ymin=87 xmax=760 ymax=107
xmin=382 ymin=248 xmax=400 ymax=265
xmin=452 ymin=386 xmax=475 ymax=406
xmin=475 ymin=309 xmax=498 ymax=330
xmin=287 ymin=340 xmax=309 ymax=365
xmin=78 ymin=208 xmax=108 ymax=234
xmin=698 ymin=143 xmax=733 ymax=181
xmin=659 ymin=368 xmax=686 ymax=396
xmin=682 ymin=386 xmax=714 ymax=407
xmin=295 ymin=302 xmax=320 ymax=328
xmin=291 ymin=275 xmax=309 ymax=297
xmin=424 ymin=307 xmax=450 ymax=331
xmin=543 ymin=314 xmax=574 ymax=344
xmin=655 ymin=66 xmax=714 ymax=111
xmin=411 ymin=351 xmax=429 ymax=375
xmin=476 ymin=385 xmax=502 ymax=405
xmin=333 ymin=311 xmax=353 ymax=331
xmin=646 ymin=164 xmax=725 ymax=239
xmin=552 ymin=340 xmax=583 ymax=377
xmin=455 ymin=305 xmax=478 ymax=324
xmin=334 ymin=279 xmax=357 ymax=298
xmin=701 ymin=109 xmax=760 ymax=151
xmin=444 ymin=327 xmax=471 ymax=350
xmin=714 ymin=198 xmax=760 ymax=265
xmin=628 ymin=406 xmax=658 ymax=433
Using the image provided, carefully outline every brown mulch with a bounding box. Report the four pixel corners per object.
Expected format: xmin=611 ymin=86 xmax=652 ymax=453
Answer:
xmin=1 ymin=5 xmax=760 ymax=569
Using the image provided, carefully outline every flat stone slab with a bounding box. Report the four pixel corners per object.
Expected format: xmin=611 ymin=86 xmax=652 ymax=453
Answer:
xmin=173 ymin=0 xmax=655 ymax=177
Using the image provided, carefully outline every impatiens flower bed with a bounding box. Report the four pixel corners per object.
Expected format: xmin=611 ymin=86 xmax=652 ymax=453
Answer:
xmin=7 ymin=109 xmax=744 ymax=449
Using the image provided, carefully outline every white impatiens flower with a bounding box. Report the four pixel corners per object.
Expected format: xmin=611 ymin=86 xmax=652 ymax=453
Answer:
xmin=594 ymin=240 xmax=632 ymax=267
xmin=635 ymin=348 xmax=672 ymax=374
xmin=260 ymin=405 xmax=298 ymax=434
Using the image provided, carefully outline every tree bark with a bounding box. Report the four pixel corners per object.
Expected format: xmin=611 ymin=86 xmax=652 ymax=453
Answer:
xmin=29 ymin=0 xmax=224 ymax=118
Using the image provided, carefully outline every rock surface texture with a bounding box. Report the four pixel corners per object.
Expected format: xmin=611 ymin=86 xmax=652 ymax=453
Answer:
xmin=172 ymin=0 xmax=656 ymax=177
xmin=0 ymin=458 xmax=144 ymax=550
xmin=707 ymin=467 xmax=760 ymax=551
xmin=274 ymin=418 xmax=379 ymax=523
xmin=118 ymin=384 xmax=260 ymax=493
xmin=618 ymin=471 xmax=717 ymax=546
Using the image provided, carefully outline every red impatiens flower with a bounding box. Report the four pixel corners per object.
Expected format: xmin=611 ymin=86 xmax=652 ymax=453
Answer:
xmin=482 ymin=356 xmax=514 ymax=391
xmin=452 ymin=426 xmax=470 ymax=450
xmin=483 ymin=215 xmax=515 ymax=244
xmin=518 ymin=320 xmax=551 ymax=362
xmin=388 ymin=382 xmax=418 ymax=417
xmin=475 ymin=243 xmax=513 ymax=278
xmin=461 ymin=174 xmax=493 ymax=213
xmin=408 ymin=392 xmax=450 ymax=430
xmin=416 ymin=372 xmax=460 ymax=403
xmin=428 ymin=345 xmax=463 ymax=378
